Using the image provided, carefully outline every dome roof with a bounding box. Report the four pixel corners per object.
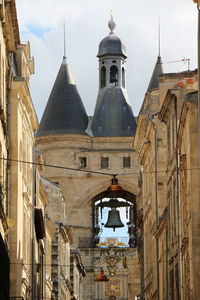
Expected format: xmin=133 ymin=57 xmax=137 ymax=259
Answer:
xmin=97 ymin=34 xmax=126 ymax=58
xmin=97 ymin=16 xmax=126 ymax=58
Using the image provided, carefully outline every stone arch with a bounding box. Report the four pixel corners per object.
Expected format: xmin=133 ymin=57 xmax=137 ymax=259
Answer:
xmin=78 ymin=179 xmax=139 ymax=208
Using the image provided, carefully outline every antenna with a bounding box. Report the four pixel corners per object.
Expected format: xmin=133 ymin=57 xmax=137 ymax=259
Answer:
xmin=167 ymin=57 xmax=190 ymax=71
xmin=63 ymin=20 xmax=66 ymax=58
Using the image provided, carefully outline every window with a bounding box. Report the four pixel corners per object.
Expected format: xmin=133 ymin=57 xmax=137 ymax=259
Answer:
xmin=123 ymin=157 xmax=131 ymax=168
xmin=169 ymin=269 xmax=174 ymax=300
xmin=100 ymin=66 xmax=106 ymax=88
xmin=101 ymin=157 xmax=109 ymax=169
xmin=122 ymin=67 xmax=125 ymax=87
xmin=175 ymin=264 xmax=180 ymax=300
xmin=79 ymin=157 xmax=87 ymax=168
xmin=110 ymin=65 xmax=118 ymax=85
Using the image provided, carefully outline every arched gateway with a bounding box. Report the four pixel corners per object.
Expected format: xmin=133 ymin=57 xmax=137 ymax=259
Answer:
xmin=36 ymin=16 xmax=140 ymax=300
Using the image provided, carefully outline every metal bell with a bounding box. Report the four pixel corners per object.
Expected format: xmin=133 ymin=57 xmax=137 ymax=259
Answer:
xmin=105 ymin=208 xmax=124 ymax=232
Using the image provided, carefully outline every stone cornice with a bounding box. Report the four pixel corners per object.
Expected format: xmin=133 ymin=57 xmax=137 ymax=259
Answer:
xmin=60 ymin=224 xmax=70 ymax=243
xmin=3 ymin=0 xmax=20 ymax=52
xmin=139 ymin=140 xmax=151 ymax=165
xmin=177 ymin=100 xmax=197 ymax=149
xmin=45 ymin=218 xmax=55 ymax=238
xmin=159 ymin=89 xmax=178 ymax=123
xmin=11 ymin=77 xmax=38 ymax=131
xmin=133 ymin=113 xmax=148 ymax=152
xmin=65 ymin=225 xmax=76 ymax=244
xmin=39 ymin=181 xmax=48 ymax=206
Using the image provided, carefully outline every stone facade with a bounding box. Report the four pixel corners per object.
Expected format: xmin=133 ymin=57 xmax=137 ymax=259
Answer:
xmin=0 ymin=1 xmax=86 ymax=299
xmin=0 ymin=1 xmax=20 ymax=298
xmin=41 ymin=176 xmax=86 ymax=300
xmin=36 ymin=132 xmax=141 ymax=300
xmin=2 ymin=1 xmax=200 ymax=300
xmin=134 ymin=70 xmax=199 ymax=299
xmin=8 ymin=40 xmax=38 ymax=298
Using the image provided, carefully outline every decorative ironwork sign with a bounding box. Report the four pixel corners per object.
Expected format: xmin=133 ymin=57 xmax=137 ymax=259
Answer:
xmin=105 ymin=278 xmax=120 ymax=296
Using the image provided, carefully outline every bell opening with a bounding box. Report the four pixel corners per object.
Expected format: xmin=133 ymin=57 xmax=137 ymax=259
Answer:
xmin=92 ymin=179 xmax=137 ymax=248
xmin=94 ymin=197 xmax=135 ymax=247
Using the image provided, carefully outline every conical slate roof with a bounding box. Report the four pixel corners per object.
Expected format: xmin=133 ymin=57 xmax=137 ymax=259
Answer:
xmin=36 ymin=57 xmax=88 ymax=137
xmin=91 ymin=87 xmax=136 ymax=137
xmin=147 ymin=56 xmax=163 ymax=92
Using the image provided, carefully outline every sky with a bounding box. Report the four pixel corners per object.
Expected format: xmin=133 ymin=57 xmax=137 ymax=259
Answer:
xmin=16 ymin=0 xmax=197 ymax=121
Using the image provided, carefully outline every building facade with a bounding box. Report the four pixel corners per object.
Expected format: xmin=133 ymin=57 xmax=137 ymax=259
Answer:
xmin=36 ymin=17 xmax=140 ymax=300
xmin=1 ymin=1 xmax=200 ymax=299
xmin=0 ymin=1 xmax=20 ymax=298
xmin=134 ymin=68 xmax=199 ymax=299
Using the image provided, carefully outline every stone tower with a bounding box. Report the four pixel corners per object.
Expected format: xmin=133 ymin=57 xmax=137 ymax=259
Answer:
xmin=36 ymin=17 xmax=140 ymax=300
xmin=91 ymin=16 xmax=136 ymax=137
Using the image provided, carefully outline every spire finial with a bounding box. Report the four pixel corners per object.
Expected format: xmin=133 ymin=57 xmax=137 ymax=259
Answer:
xmin=110 ymin=10 xmax=113 ymax=19
xmin=158 ymin=15 xmax=161 ymax=57
xmin=108 ymin=11 xmax=116 ymax=34
xmin=63 ymin=20 xmax=67 ymax=60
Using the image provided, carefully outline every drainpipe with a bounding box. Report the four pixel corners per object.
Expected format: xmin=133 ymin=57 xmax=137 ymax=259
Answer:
xmin=197 ymin=3 xmax=200 ymax=189
xmin=174 ymin=96 xmax=181 ymax=299
xmin=150 ymin=116 xmax=160 ymax=300
xmin=31 ymin=152 xmax=37 ymax=300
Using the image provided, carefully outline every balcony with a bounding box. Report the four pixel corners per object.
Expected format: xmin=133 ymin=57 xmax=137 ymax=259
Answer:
xmin=78 ymin=236 xmax=130 ymax=248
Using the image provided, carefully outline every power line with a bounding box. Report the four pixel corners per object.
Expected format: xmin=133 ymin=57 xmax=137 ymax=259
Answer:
xmin=8 ymin=255 xmax=195 ymax=268
xmin=0 ymin=157 xmax=115 ymax=177
xmin=0 ymin=157 xmax=199 ymax=176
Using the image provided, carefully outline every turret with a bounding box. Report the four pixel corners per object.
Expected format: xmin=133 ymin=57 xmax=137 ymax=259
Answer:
xmin=147 ymin=55 xmax=163 ymax=92
xmin=36 ymin=56 xmax=88 ymax=137
xmin=91 ymin=16 xmax=136 ymax=137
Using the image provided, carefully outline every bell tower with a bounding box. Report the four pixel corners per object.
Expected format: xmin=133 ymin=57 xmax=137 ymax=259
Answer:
xmin=91 ymin=16 xmax=136 ymax=137
xmin=98 ymin=16 xmax=127 ymax=89
xmin=36 ymin=16 xmax=141 ymax=300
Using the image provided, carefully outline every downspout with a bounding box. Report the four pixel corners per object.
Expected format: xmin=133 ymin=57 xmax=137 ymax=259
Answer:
xmin=6 ymin=54 xmax=13 ymax=299
xmin=174 ymin=96 xmax=181 ymax=298
xmin=151 ymin=117 xmax=160 ymax=300
xmin=31 ymin=151 xmax=37 ymax=300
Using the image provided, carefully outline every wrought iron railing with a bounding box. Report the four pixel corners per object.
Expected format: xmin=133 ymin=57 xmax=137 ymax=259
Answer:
xmin=78 ymin=236 xmax=130 ymax=248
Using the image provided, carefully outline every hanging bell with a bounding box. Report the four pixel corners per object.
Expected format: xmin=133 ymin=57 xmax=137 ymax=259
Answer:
xmin=95 ymin=268 xmax=109 ymax=282
xmin=105 ymin=208 xmax=124 ymax=232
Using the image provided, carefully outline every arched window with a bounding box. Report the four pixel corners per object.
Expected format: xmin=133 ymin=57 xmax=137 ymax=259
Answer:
xmin=110 ymin=65 xmax=118 ymax=85
xmin=100 ymin=66 xmax=106 ymax=88
xmin=122 ymin=67 xmax=125 ymax=88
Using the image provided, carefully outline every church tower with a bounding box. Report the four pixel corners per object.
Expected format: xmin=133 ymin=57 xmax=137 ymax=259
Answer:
xmin=36 ymin=17 xmax=140 ymax=300
xmin=91 ymin=16 xmax=136 ymax=137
